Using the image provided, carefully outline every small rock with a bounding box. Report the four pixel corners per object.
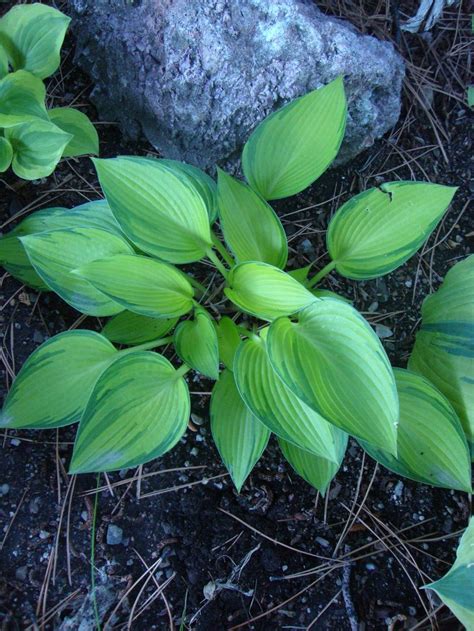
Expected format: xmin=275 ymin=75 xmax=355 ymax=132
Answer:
xmin=39 ymin=530 xmax=50 ymax=540
xmin=33 ymin=330 xmax=45 ymax=344
xmin=375 ymin=324 xmax=393 ymax=339
xmin=0 ymin=484 xmax=10 ymax=496
xmin=106 ymin=524 xmax=123 ymax=545
xmin=300 ymin=239 xmax=314 ymax=255
xmin=315 ymin=536 xmax=330 ymax=548
xmin=10 ymin=439 xmax=20 ymax=447
xmin=203 ymin=581 xmax=216 ymax=600
xmin=15 ymin=566 xmax=28 ymax=581
xmin=29 ymin=497 xmax=40 ymax=514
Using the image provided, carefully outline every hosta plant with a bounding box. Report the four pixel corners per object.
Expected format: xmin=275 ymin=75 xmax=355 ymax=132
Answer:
xmin=0 ymin=3 xmax=98 ymax=179
xmin=1 ymin=77 xmax=472 ymax=498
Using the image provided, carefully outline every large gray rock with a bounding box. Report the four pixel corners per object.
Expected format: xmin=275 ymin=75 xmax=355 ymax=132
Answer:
xmin=70 ymin=0 xmax=404 ymax=170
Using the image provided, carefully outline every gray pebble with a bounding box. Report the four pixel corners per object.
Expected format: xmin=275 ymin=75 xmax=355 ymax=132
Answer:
xmin=106 ymin=524 xmax=123 ymax=545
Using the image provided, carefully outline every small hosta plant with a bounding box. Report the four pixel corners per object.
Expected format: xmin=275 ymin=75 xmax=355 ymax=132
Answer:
xmin=1 ymin=77 xmax=472 ymax=498
xmin=0 ymin=3 xmax=98 ymax=179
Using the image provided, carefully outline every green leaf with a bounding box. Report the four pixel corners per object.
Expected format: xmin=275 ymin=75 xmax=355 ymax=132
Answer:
xmin=0 ymin=70 xmax=47 ymax=127
xmin=267 ymin=299 xmax=399 ymax=454
xmin=102 ymin=311 xmax=177 ymax=345
xmin=93 ymin=156 xmax=212 ymax=263
xmin=327 ymin=182 xmax=457 ymax=280
xmin=225 ymin=261 xmax=317 ymax=321
xmin=216 ymin=169 xmax=287 ymax=268
xmin=0 ymin=330 xmax=117 ymax=429
xmin=0 ymin=136 xmax=13 ymax=172
xmin=215 ymin=316 xmax=241 ymax=370
xmin=409 ymin=255 xmax=474 ymax=457
xmin=0 ymin=3 xmax=70 ymax=79
xmin=234 ymin=336 xmax=342 ymax=460
xmin=278 ymin=430 xmax=348 ymax=495
xmin=424 ymin=517 xmax=474 ymax=630
xmin=160 ymin=159 xmax=218 ymax=224
xmin=210 ymin=369 xmax=270 ymax=491
xmin=0 ymin=44 xmax=7 ymax=78
xmin=288 ymin=264 xmax=313 ymax=284
xmin=48 ymin=107 xmax=99 ymax=157
xmin=21 ymin=227 xmax=133 ymax=315
xmin=6 ymin=119 xmax=72 ymax=180
xmin=70 ymin=352 xmax=190 ymax=473
xmin=361 ymin=369 xmax=471 ymax=492
xmin=174 ymin=308 xmax=219 ymax=380
xmin=74 ymin=254 xmax=194 ymax=319
xmin=312 ymin=289 xmax=352 ymax=303
xmin=242 ymin=77 xmax=346 ymax=200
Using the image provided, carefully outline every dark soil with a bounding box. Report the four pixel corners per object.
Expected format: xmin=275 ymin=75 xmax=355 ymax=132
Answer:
xmin=0 ymin=2 xmax=472 ymax=630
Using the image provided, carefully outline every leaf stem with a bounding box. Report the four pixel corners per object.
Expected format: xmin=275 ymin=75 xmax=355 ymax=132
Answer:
xmin=206 ymin=248 xmax=229 ymax=280
xmin=211 ymin=231 xmax=235 ymax=267
xmin=176 ymin=363 xmax=191 ymax=378
xmin=118 ymin=335 xmax=174 ymax=354
xmin=307 ymin=260 xmax=336 ymax=288
xmin=91 ymin=474 xmax=101 ymax=631
xmin=188 ymin=275 xmax=207 ymax=296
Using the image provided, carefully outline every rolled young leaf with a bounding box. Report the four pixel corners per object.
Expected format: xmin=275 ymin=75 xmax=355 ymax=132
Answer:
xmin=21 ymin=227 xmax=133 ymax=315
xmin=423 ymin=517 xmax=474 ymax=630
xmin=326 ymin=182 xmax=457 ymax=279
xmin=210 ymin=369 xmax=270 ymax=491
xmin=267 ymin=299 xmax=399 ymax=455
xmin=242 ymin=77 xmax=346 ymax=200
xmin=0 ymin=330 xmax=117 ymax=429
xmin=74 ymin=254 xmax=194 ymax=319
xmin=48 ymin=107 xmax=99 ymax=157
xmin=215 ymin=316 xmax=241 ymax=370
xmin=102 ymin=311 xmax=178 ymax=346
xmin=93 ymin=156 xmax=212 ymax=263
xmin=225 ymin=261 xmax=317 ymax=321
xmin=174 ymin=307 xmax=219 ymax=380
xmin=0 ymin=70 xmax=48 ymax=127
xmin=360 ymin=369 xmax=471 ymax=492
xmin=70 ymin=352 xmax=190 ymax=473
xmin=0 ymin=137 xmax=13 ymax=172
xmin=409 ymin=255 xmax=474 ymax=456
xmin=216 ymin=169 xmax=288 ymax=268
xmin=234 ymin=335 xmax=340 ymax=461
xmin=278 ymin=430 xmax=348 ymax=496
xmin=0 ymin=3 xmax=71 ymax=79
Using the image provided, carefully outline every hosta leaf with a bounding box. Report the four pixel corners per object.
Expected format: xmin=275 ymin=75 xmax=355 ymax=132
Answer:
xmin=0 ymin=330 xmax=117 ymax=429
xmin=0 ymin=70 xmax=47 ymax=127
xmin=215 ymin=316 xmax=241 ymax=370
xmin=6 ymin=119 xmax=72 ymax=180
xmin=0 ymin=137 xmax=13 ymax=172
xmin=21 ymin=227 xmax=132 ymax=315
xmin=0 ymin=44 xmax=7 ymax=78
xmin=75 ymin=254 xmax=194 ymax=319
xmin=70 ymin=352 xmax=190 ymax=473
xmin=174 ymin=308 xmax=219 ymax=380
xmin=210 ymin=369 xmax=270 ymax=491
xmin=361 ymin=369 xmax=471 ymax=492
xmin=160 ymin=159 xmax=218 ymax=223
xmin=0 ymin=3 xmax=70 ymax=79
xmin=234 ymin=336 xmax=340 ymax=461
xmin=409 ymin=255 xmax=474 ymax=456
xmin=327 ymin=182 xmax=457 ymax=279
xmin=93 ymin=156 xmax=212 ymax=263
xmin=423 ymin=517 xmax=474 ymax=630
xmin=288 ymin=264 xmax=313 ymax=284
xmin=267 ymin=299 xmax=399 ymax=454
xmin=48 ymin=107 xmax=99 ymax=157
xmin=242 ymin=77 xmax=346 ymax=200
xmin=102 ymin=311 xmax=177 ymax=345
xmin=278 ymin=430 xmax=348 ymax=495
xmin=216 ymin=169 xmax=287 ymax=268
xmin=312 ymin=289 xmax=352 ymax=303
xmin=225 ymin=262 xmax=317 ymax=321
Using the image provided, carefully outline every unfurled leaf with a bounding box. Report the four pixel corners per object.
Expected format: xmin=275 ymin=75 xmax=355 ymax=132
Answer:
xmin=423 ymin=517 xmax=474 ymax=630
xmin=216 ymin=169 xmax=287 ymax=268
xmin=0 ymin=137 xmax=13 ymax=172
xmin=279 ymin=430 xmax=348 ymax=495
xmin=409 ymin=255 xmax=474 ymax=456
xmin=234 ymin=336 xmax=340 ymax=460
xmin=21 ymin=227 xmax=133 ymax=315
xmin=210 ymin=369 xmax=270 ymax=491
xmin=70 ymin=352 xmax=190 ymax=473
xmin=93 ymin=156 xmax=212 ymax=263
xmin=0 ymin=330 xmax=117 ymax=429
xmin=267 ymin=299 xmax=399 ymax=454
xmin=48 ymin=107 xmax=99 ymax=157
xmin=6 ymin=119 xmax=72 ymax=180
xmin=0 ymin=3 xmax=70 ymax=79
xmin=225 ymin=262 xmax=317 ymax=321
xmin=75 ymin=254 xmax=194 ymax=319
xmin=327 ymin=182 xmax=457 ymax=279
xmin=174 ymin=308 xmax=219 ymax=380
xmin=242 ymin=77 xmax=346 ymax=200
xmin=361 ymin=369 xmax=471 ymax=492
xmin=0 ymin=44 xmax=7 ymax=78
xmin=215 ymin=316 xmax=241 ymax=370
xmin=288 ymin=264 xmax=313 ymax=284
xmin=102 ymin=311 xmax=177 ymax=346
xmin=0 ymin=70 xmax=47 ymax=127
